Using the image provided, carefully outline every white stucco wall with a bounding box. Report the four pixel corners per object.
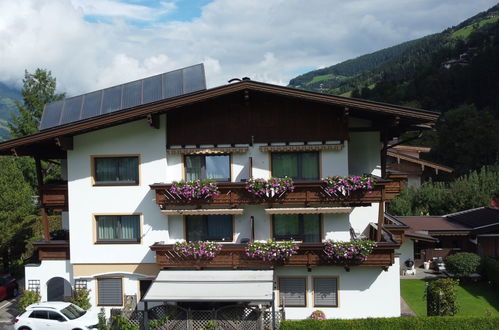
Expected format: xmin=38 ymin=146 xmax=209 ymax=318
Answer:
xmin=348 ymin=131 xmax=381 ymax=176
xmin=25 ymin=260 xmax=72 ymax=302
xmin=276 ymin=259 xmax=401 ymax=319
xmin=397 ymin=239 xmax=415 ymax=268
xmin=67 ymin=117 xmax=169 ymax=264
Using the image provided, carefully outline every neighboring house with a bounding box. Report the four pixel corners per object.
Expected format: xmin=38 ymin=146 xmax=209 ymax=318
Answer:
xmin=394 ymin=207 xmax=499 ymax=268
xmin=0 ymin=64 xmax=439 ymax=321
xmin=386 ymin=145 xmax=453 ymax=188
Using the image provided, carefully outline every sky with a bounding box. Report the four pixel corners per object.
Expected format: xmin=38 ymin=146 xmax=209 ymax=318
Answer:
xmin=0 ymin=0 xmax=497 ymax=96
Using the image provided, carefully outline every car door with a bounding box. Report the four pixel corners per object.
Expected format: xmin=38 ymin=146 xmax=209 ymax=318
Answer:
xmin=46 ymin=311 xmax=70 ymax=330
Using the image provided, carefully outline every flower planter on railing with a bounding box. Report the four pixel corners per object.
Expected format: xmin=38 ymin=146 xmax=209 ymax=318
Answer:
xmin=322 ymin=175 xmax=374 ymax=198
xmin=245 ymin=240 xmax=299 ymax=262
xmin=245 ymin=177 xmax=294 ymax=200
xmin=169 ymin=180 xmax=220 ymax=201
xmin=322 ymin=240 xmax=376 ymax=263
xmin=173 ymin=241 xmax=222 ymax=259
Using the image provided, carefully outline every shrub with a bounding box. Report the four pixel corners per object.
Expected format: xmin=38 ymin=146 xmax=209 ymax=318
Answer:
xmin=445 ymin=252 xmax=481 ymax=277
xmin=482 ymin=257 xmax=499 ymax=286
xmin=97 ymin=308 xmax=109 ymax=330
xmin=70 ymin=288 xmax=91 ymax=310
xmin=280 ymin=316 xmax=499 ymax=330
xmin=18 ymin=290 xmax=41 ymax=313
xmin=323 ymin=240 xmax=375 ymax=262
xmin=425 ymin=278 xmax=459 ymax=316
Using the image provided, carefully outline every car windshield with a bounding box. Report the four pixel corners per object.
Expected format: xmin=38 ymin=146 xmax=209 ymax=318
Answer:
xmin=60 ymin=304 xmax=86 ymax=320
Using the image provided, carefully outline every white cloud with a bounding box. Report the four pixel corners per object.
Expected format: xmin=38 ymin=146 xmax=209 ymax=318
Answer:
xmin=0 ymin=0 xmax=496 ymax=95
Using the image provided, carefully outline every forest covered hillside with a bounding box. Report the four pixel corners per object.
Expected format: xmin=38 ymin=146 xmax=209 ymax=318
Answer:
xmin=0 ymin=82 xmax=21 ymax=141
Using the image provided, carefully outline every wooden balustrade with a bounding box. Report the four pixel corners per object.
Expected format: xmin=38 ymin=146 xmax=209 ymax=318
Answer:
xmin=150 ymin=243 xmax=396 ymax=269
xmin=150 ymin=179 xmax=403 ymax=209
xmin=40 ymin=184 xmax=68 ymax=210
xmin=33 ymin=240 xmax=70 ymax=260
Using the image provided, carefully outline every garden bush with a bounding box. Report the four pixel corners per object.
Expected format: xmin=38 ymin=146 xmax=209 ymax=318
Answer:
xmin=425 ymin=278 xmax=458 ymax=316
xmin=70 ymin=288 xmax=91 ymax=310
xmin=482 ymin=257 xmax=499 ymax=286
xmin=280 ymin=316 xmax=499 ymax=330
xmin=445 ymin=252 xmax=481 ymax=277
xmin=18 ymin=290 xmax=41 ymax=313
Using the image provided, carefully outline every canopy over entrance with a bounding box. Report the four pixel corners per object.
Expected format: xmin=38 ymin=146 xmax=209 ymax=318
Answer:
xmin=143 ymin=270 xmax=274 ymax=302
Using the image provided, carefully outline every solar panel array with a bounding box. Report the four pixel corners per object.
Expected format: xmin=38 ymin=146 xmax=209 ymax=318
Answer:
xmin=39 ymin=64 xmax=206 ymax=130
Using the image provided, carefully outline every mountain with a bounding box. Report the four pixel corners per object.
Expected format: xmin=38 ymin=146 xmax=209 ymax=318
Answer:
xmin=0 ymin=82 xmax=21 ymax=141
xmin=288 ymin=4 xmax=499 ymax=98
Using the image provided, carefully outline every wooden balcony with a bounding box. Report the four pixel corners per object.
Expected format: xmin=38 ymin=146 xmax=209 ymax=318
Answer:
xmin=150 ymin=179 xmax=403 ymax=209
xmin=150 ymin=242 xmax=396 ymax=269
xmin=32 ymin=240 xmax=70 ymax=260
xmin=40 ymin=184 xmax=68 ymax=210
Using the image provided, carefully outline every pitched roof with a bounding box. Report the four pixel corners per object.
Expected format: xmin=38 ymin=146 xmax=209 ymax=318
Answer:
xmin=0 ymin=79 xmax=440 ymax=158
xmin=446 ymin=207 xmax=499 ymax=229
xmin=395 ymin=216 xmax=470 ymax=232
xmin=387 ymin=149 xmax=453 ymax=173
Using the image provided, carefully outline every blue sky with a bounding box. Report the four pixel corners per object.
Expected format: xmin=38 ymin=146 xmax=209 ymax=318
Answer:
xmin=0 ymin=0 xmax=497 ymax=95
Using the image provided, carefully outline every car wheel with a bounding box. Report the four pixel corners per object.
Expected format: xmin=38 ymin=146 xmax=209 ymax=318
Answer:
xmin=18 ymin=327 xmax=31 ymax=330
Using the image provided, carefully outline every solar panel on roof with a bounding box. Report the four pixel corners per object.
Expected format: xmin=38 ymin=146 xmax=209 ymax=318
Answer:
xmin=39 ymin=63 xmax=206 ymax=130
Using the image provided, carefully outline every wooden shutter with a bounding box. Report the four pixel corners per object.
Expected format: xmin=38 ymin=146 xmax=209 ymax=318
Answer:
xmin=279 ymin=278 xmax=306 ymax=307
xmin=98 ymin=278 xmax=122 ymax=306
xmin=314 ymin=278 xmax=338 ymax=307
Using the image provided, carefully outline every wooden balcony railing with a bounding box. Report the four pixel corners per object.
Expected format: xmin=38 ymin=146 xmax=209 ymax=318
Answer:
xmin=150 ymin=242 xmax=396 ymax=269
xmin=150 ymin=179 xmax=403 ymax=209
xmin=32 ymin=240 xmax=70 ymax=260
xmin=40 ymin=184 xmax=68 ymax=210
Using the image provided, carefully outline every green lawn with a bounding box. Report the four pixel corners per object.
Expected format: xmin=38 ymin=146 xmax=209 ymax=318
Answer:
xmin=452 ymin=16 xmax=499 ymax=39
xmin=401 ymin=279 xmax=499 ymax=317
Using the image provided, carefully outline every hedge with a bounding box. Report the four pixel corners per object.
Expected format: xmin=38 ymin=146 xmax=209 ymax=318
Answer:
xmin=483 ymin=257 xmax=499 ymax=286
xmin=280 ymin=316 xmax=499 ymax=330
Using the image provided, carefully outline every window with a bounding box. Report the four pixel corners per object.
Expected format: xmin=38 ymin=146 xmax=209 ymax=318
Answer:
xmin=139 ymin=280 xmax=153 ymax=301
xmin=279 ymin=278 xmax=306 ymax=307
xmin=186 ymin=215 xmax=233 ymax=242
xmin=313 ymin=278 xmax=338 ymax=307
xmin=185 ymin=154 xmax=230 ymax=181
xmin=93 ymin=156 xmax=139 ymax=185
xmin=29 ymin=310 xmax=48 ymax=319
xmin=96 ymin=215 xmax=140 ymax=243
xmin=98 ymin=278 xmax=123 ymax=306
xmin=28 ymin=280 xmax=40 ymax=292
xmin=75 ymin=279 xmax=87 ymax=290
xmin=272 ymin=152 xmax=319 ymax=180
xmin=273 ymin=214 xmax=321 ymax=242
xmin=48 ymin=311 xmax=66 ymax=321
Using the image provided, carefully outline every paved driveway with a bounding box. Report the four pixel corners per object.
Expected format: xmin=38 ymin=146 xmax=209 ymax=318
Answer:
xmin=0 ymin=295 xmax=18 ymax=330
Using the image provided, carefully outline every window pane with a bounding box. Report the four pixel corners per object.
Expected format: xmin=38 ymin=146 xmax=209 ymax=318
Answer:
xmin=300 ymin=152 xmax=319 ymax=179
xmin=205 ymin=155 xmax=230 ymax=180
xmin=279 ymin=278 xmax=306 ymax=306
xmin=314 ymin=278 xmax=338 ymax=307
xmin=121 ymin=215 xmax=140 ymax=240
xmin=187 ymin=216 xmax=205 ymax=241
xmin=98 ymin=278 xmax=122 ymax=306
xmin=206 ymin=215 xmax=232 ymax=241
xmin=274 ymin=215 xmax=300 ymax=240
xmin=185 ymin=155 xmax=203 ymax=181
xmin=272 ymin=153 xmax=298 ymax=178
xmin=94 ymin=157 xmax=138 ymax=184
xmin=98 ymin=216 xmax=118 ymax=240
xmin=303 ymin=214 xmax=321 ymax=242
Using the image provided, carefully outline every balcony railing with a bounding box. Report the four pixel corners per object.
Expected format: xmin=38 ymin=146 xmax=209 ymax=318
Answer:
xmin=32 ymin=240 xmax=70 ymax=260
xmin=40 ymin=183 xmax=68 ymax=210
xmin=150 ymin=242 xmax=396 ymax=269
xmin=150 ymin=179 xmax=403 ymax=209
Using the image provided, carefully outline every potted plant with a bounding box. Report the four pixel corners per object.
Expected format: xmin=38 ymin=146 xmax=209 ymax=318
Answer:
xmin=169 ymin=180 xmax=220 ymax=201
xmin=323 ymin=240 xmax=375 ymax=262
xmin=245 ymin=177 xmax=294 ymax=199
xmin=245 ymin=240 xmax=299 ymax=262
xmin=322 ymin=175 xmax=374 ymax=197
xmin=309 ymin=310 xmax=326 ymax=320
xmin=173 ymin=241 xmax=222 ymax=259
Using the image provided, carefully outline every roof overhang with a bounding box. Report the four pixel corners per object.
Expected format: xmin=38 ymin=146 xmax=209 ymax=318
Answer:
xmin=0 ymin=80 xmax=440 ymax=158
xmin=143 ymin=270 xmax=274 ymax=302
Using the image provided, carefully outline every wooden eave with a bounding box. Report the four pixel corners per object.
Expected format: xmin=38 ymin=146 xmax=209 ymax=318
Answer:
xmin=387 ymin=150 xmax=453 ymax=173
xmin=0 ymin=80 xmax=439 ymax=157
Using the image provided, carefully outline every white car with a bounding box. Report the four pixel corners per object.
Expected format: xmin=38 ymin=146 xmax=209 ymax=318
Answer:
xmin=13 ymin=301 xmax=99 ymax=330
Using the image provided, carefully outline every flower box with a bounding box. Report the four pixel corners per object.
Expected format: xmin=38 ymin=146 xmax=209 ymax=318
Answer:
xmin=173 ymin=241 xmax=222 ymax=259
xmin=245 ymin=177 xmax=294 ymax=200
xmin=323 ymin=240 xmax=375 ymax=262
xmin=169 ymin=180 xmax=220 ymax=201
xmin=245 ymin=240 xmax=299 ymax=262
xmin=322 ymin=175 xmax=374 ymax=198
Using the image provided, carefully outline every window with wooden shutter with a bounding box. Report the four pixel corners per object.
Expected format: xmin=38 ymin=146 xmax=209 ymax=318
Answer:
xmin=313 ymin=277 xmax=338 ymax=307
xmin=98 ymin=278 xmax=123 ymax=306
xmin=279 ymin=277 xmax=306 ymax=307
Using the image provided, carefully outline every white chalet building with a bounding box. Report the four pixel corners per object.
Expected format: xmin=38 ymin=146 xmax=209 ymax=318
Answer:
xmin=0 ymin=64 xmax=439 ymax=324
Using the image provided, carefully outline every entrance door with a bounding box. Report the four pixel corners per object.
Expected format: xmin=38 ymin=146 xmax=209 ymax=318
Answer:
xmin=47 ymin=277 xmax=71 ymax=301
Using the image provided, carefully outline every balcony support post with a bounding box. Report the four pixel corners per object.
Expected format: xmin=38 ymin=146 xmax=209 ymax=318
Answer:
xmin=35 ymin=158 xmax=50 ymax=241
xmin=376 ymin=188 xmax=385 ymax=242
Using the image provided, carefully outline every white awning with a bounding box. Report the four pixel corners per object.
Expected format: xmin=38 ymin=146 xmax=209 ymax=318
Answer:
xmin=161 ymin=208 xmax=244 ymax=215
xmin=143 ymin=270 xmax=274 ymax=302
xmin=265 ymin=207 xmax=352 ymax=214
